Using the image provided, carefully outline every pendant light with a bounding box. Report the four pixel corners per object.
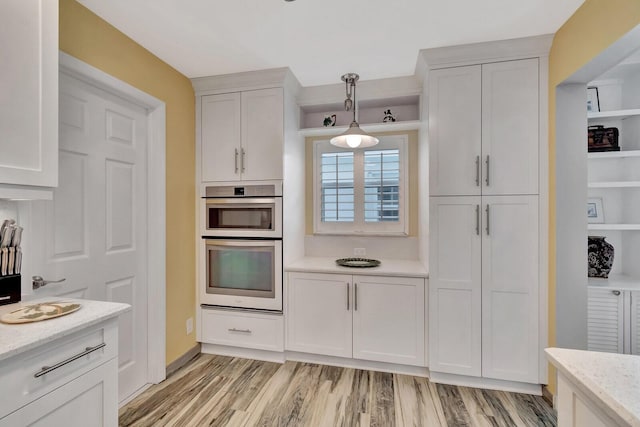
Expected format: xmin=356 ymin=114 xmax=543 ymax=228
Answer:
xmin=330 ymin=73 xmax=379 ymax=149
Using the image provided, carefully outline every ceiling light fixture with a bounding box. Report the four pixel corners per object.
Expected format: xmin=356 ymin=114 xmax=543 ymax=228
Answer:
xmin=330 ymin=73 xmax=379 ymax=149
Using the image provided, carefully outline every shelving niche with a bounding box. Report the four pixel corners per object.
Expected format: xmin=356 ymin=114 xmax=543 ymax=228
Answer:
xmin=588 ymin=60 xmax=640 ymax=285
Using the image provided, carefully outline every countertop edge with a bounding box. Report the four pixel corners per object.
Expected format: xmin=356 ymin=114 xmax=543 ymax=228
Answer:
xmin=545 ymin=348 xmax=640 ymax=427
xmin=285 ymin=257 xmax=428 ymax=278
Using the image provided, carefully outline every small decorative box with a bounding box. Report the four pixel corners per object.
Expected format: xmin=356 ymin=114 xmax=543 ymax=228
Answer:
xmin=0 ymin=274 xmax=21 ymax=306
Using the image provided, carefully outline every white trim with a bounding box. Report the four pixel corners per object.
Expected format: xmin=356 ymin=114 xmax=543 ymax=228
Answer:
xmin=59 ymin=52 xmax=167 ymax=385
xmin=429 ymin=371 xmax=542 ymax=395
xmin=287 ymin=351 xmax=428 ymax=377
xmin=191 ymin=67 xmax=301 ymax=96
xmin=201 ymin=343 xmax=286 ymax=363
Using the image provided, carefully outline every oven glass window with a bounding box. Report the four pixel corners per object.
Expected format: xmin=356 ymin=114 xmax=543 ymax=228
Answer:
xmin=207 ymin=245 xmax=275 ymax=298
xmin=208 ymin=207 xmax=273 ymax=230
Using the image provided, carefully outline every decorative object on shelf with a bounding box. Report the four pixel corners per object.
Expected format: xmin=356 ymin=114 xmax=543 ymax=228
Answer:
xmin=335 ymin=258 xmax=381 ymax=268
xmin=383 ymin=109 xmax=397 ymax=123
xmin=0 ymin=301 xmax=81 ymax=324
xmin=323 ymin=114 xmax=337 ymax=127
xmin=588 ymin=236 xmax=614 ymax=278
xmin=587 ymin=197 xmax=605 ymax=223
xmin=330 ymin=73 xmax=379 ymax=149
xmin=588 ymin=125 xmax=620 ymax=152
xmin=587 ymin=86 xmax=600 ymax=112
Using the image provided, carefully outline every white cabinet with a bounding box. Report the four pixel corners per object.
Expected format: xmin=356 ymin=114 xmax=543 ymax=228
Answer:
xmin=429 ymin=59 xmax=539 ymax=196
xmin=429 ymin=196 xmax=539 ymax=382
xmin=286 ymin=272 xmax=425 ymax=366
xmin=587 ymin=284 xmax=640 ymax=355
xmin=200 ymin=88 xmax=283 ymax=182
xmin=0 ymin=0 xmax=58 ymax=189
xmin=556 ymin=372 xmax=616 ymax=427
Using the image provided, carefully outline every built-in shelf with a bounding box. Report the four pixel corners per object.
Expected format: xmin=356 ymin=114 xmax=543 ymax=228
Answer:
xmin=588 ymin=224 xmax=640 ymax=230
xmin=299 ymin=120 xmax=421 ymax=137
xmin=588 ymin=181 xmax=640 ymax=188
xmin=588 ymin=108 xmax=640 ymax=120
xmin=588 ymin=150 xmax=640 ymax=159
xmin=588 ymin=274 xmax=640 ymax=291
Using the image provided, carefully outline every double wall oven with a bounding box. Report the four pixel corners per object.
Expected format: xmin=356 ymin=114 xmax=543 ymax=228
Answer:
xmin=200 ymin=182 xmax=282 ymax=311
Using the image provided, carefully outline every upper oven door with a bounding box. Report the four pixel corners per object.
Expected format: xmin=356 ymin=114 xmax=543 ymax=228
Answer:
xmin=201 ymin=197 xmax=282 ymax=238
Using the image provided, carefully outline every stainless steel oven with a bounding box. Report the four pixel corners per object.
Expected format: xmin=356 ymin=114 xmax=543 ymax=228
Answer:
xmin=201 ymin=239 xmax=282 ymax=311
xmin=201 ymin=183 xmax=282 ymax=238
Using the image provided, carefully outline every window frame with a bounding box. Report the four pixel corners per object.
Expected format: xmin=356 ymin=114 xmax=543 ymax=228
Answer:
xmin=313 ymin=134 xmax=409 ymax=236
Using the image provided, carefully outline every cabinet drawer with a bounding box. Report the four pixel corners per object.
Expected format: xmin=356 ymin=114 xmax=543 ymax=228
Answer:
xmin=201 ymin=308 xmax=283 ymax=351
xmin=0 ymin=319 xmax=117 ymax=419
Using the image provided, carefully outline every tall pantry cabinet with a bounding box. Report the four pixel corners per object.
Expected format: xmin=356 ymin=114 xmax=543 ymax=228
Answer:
xmin=424 ymin=37 xmax=550 ymax=387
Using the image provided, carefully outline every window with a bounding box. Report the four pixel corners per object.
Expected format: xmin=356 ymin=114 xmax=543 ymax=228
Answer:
xmin=314 ymin=135 xmax=408 ymax=235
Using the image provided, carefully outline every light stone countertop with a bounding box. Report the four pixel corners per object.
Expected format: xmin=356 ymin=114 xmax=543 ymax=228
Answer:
xmin=545 ymin=347 xmax=640 ymax=427
xmin=0 ymin=298 xmax=130 ymax=362
xmin=285 ymin=257 xmax=428 ymax=278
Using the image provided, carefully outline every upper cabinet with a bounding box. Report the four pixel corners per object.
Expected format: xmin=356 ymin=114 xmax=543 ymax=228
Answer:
xmin=429 ymin=58 xmax=539 ymax=196
xmin=0 ymin=0 xmax=58 ymax=191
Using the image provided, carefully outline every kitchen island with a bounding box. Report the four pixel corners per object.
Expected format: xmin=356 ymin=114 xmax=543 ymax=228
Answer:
xmin=546 ymin=347 xmax=640 ymax=427
xmin=0 ymin=299 xmax=129 ymax=426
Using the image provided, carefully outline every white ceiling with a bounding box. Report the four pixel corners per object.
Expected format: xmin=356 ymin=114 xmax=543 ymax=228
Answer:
xmin=76 ymin=0 xmax=585 ymax=87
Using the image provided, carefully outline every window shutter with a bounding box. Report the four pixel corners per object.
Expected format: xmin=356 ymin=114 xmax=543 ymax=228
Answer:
xmin=320 ymin=152 xmax=354 ymax=222
xmin=363 ymin=149 xmax=400 ymax=222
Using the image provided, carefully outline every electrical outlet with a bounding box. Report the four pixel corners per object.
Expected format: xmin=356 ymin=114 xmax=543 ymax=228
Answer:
xmin=354 ymin=248 xmax=366 ymax=256
xmin=186 ymin=317 xmax=193 ymax=335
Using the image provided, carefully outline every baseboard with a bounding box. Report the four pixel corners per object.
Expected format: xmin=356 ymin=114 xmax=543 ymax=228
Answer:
xmin=166 ymin=343 xmax=201 ymax=377
xmin=201 ymin=343 xmax=286 ymax=363
xmin=542 ymin=385 xmax=554 ymax=407
xmin=429 ymin=371 xmax=542 ymax=395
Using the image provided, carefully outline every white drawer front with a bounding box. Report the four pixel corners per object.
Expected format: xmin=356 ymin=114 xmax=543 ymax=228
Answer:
xmin=201 ymin=309 xmax=283 ymax=351
xmin=0 ymin=319 xmax=117 ymax=419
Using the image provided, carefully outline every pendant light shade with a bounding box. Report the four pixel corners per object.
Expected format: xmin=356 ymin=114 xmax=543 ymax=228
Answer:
xmin=329 ymin=73 xmax=379 ymax=149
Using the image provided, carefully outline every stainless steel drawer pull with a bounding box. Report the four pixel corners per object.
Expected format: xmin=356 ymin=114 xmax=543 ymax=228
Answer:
xmin=241 ymin=149 xmax=246 ymax=173
xmin=228 ymin=328 xmax=251 ymax=333
xmin=354 ymin=283 xmax=358 ymax=311
xmin=346 ymin=282 xmax=350 ymax=311
xmin=612 ymin=290 xmax=621 ymax=296
xmin=485 ymin=155 xmax=490 ymax=186
xmin=475 ymin=156 xmax=480 ymax=186
xmin=485 ymin=204 xmax=490 ymax=236
xmin=475 ymin=204 xmax=480 ymax=236
xmin=34 ymin=343 xmax=106 ymax=378
xmin=234 ymin=149 xmax=239 ymax=173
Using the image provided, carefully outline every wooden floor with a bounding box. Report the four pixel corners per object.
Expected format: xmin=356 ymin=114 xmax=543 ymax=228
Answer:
xmin=119 ymin=354 xmax=556 ymax=427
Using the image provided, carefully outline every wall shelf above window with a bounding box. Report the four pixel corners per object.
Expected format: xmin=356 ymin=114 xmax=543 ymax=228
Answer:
xmin=299 ymin=120 xmax=421 ymax=137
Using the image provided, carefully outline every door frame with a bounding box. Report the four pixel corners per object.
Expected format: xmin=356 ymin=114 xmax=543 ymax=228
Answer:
xmin=59 ymin=52 xmax=167 ymax=385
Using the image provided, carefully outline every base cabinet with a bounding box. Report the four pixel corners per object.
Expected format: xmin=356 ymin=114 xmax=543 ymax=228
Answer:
xmin=286 ymin=272 xmax=425 ymax=366
xmin=556 ymin=373 xmax=616 ymax=427
xmin=588 ymin=286 xmax=640 ymax=355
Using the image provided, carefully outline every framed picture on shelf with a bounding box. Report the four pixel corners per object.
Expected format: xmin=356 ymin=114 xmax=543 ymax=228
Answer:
xmin=587 ymin=86 xmax=600 ymax=112
xmin=587 ymin=197 xmax=604 ymax=223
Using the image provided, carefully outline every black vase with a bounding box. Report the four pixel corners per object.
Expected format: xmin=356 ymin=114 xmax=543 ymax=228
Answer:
xmin=588 ymin=236 xmax=614 ymax=278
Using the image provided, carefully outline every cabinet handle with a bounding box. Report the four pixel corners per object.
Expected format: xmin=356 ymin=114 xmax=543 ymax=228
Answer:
xmin=241 ymin=148 xmax=246 ymax=173
xmin=228 ymin=328 xmax=252 ymax=333
xmin=234 ymin=149 xmax=239 ymax=173
xmin=475 ymin=156 xmax=480 ymax=186
xmin=485 ymin=204 xmax=490 ymax=236
xmin=34 ymin=343 xmax=106 ymax=378
xmin=485 ymin=155 xmax=490 ymax=186
xmin=475 ymin=204 xmax=480 ymax=236
xmin=354 ymin=283 xmax=358 ymax=311
xmin=346 ymin=282 xmax=350 ymax=311
xmin=612 ymin=290 xmax=621 ymax=296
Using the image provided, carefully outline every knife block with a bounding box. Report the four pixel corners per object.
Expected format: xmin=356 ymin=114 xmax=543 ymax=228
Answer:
xmin=0 ymin=274 xmax=20 ymax=306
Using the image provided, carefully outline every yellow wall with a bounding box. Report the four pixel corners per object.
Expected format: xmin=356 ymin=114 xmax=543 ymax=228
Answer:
xmin=304 ymin=130 xmax=419 ymax=236
xmin=548 ymin=0 xmax=640 ymax=392
xmin=59 ymin=0 xmax=196 ymax=365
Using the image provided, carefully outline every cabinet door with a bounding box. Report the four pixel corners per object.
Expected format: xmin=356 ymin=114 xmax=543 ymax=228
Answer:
xmin=352 ymin=276 xmax=425 ymax=366
xmin=429 ymin=196 xmax=482 ymax=376
xmin=630 ymin=291 xmax=640 ymax=355
xmin=201 ymin=92 xmax=242 ymax=182
xmin=286 ymin=272 xmax=352 ymax=358
xmin=0 ymin=0 xmax=58 ymax=187
xmin=587 ymin=287 xmax=624 ymax=354
xmin=481 ymin=195 xmax=538 ymax=383
xmin=0 ymin=358 xmax=117 ymax=427
xmin=482 ymin=59 xmax=539 ymax=195
xmin=428 ymin=66 xmax=482 ymax=196
xmin=241 ymin=88 xmax=283 ymax=181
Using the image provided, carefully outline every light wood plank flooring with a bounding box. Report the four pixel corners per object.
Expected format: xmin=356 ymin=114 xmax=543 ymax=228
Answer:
xmin=120 ymin=354 xmax=556 ymax=426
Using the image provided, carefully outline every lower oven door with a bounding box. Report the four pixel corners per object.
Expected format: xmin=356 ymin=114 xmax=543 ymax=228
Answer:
xmin=201 ymin=239 xmax=282 ymax=311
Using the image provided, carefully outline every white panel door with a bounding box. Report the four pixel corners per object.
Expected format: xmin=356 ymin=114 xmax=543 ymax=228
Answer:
xmin=352 ymin=275 xmax=425 ymax=366
xmin=241 ymin=88 xmax=283 ymax=181
xmin=481 ymin=195 xmax=538 ymax=383
xmin=0 ymin=0 xmax=57 ymax=187
xmin=630 ymin=291 xmax=640 ymax=355
xmin=32 ymin=73 xmax=149 ymax=403
xmin=201 ymin=92 xmax=241 ymax=182
xmin=286 ymin=273 xmax=352 ymax=358
xmin=587 ymin=287 xmax=624 ymax=354
xmin=428 ymin=66 xmax=481 ymax=196
xmin=429 ymin=196 xmax=481 ymax=376
xmin=481 ymin=59 xmax=539 ymax=195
